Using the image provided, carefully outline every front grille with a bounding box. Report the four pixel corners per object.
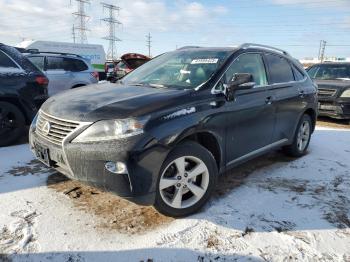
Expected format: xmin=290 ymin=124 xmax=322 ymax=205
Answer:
xmin=318 ymin=88 xmax=337 ymax=97
xmin=36 ymin=111 xmax=80 ymax=145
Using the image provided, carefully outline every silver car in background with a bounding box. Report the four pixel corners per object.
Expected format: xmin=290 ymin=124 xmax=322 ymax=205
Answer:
xmin=26 ymin=52 xmax=99 ymax=96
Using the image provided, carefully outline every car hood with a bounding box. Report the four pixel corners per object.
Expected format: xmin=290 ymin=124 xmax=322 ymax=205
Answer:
xmin=41 ymin=82 xmax=191 ymax=122
xmin=315 ymin=79 xmax=350 ymax=91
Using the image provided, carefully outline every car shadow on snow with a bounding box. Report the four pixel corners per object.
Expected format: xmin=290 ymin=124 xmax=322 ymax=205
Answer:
xmin=1 ymin=248 xmax=263 ymax=262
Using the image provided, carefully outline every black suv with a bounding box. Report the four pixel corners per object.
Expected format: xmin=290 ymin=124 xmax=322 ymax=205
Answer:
xmin=29 ymin=44 xmax=317 ymax=217
xmin=307 ymin=62 xmax=350 ymax=121
xmin=0 ymin=44 xmax=48 ymax=146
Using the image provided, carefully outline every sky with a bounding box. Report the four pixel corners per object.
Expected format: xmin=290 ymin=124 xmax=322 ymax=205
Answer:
xmin=0 ymin=0 xmax=350 ymax=59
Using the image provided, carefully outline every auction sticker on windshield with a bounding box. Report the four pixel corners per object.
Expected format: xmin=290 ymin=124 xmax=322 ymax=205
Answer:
xmin=191 ymin=58 xmax=219 ymax=64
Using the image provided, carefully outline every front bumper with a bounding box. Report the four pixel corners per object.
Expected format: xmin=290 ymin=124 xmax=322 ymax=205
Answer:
xmin=29 ymin=122 xmax=170 ymax=206
xmin=318 ymin=98 xmax=350 ymax=119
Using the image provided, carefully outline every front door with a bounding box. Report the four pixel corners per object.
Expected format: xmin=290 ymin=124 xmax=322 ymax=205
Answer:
xmin=215 ymin=52 xmax=276 ymax=166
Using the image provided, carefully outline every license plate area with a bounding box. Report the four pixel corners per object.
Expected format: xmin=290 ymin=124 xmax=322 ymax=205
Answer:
xmin=34 ymin=143 xmax=51 ymax=167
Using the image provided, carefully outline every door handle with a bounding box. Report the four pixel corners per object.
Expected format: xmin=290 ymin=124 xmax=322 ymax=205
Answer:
xmin=265 ymin=96 xmax=273 ymax=105
xmin=299 ymin=90 xmax=305 ymax=98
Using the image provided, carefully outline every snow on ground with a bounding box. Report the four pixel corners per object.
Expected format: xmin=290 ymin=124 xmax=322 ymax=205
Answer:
xmin=1 ymin=124 xmax=350 ymax=262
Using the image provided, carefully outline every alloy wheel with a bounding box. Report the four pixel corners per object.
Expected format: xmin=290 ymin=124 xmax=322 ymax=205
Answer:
xmin=297 ymin=120 xmax=310 ymax=151
xmin=159 ymin=156 xmax=209 ymax=209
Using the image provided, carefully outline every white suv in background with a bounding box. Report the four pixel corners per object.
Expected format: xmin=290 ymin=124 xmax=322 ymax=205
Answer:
xmin=26 ymin=52 xmax=99 ymax=96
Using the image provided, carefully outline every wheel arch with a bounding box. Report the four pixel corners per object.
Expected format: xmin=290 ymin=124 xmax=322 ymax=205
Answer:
xmin=71 ymin=83 xmax=87 ymax=89
xmin=304 ymin=108 xmax=317 ymax=132
xmin=175 ymin=131 xmax=222 ymax=171
xmin=0 ymin=97 xmax=30 ymax=124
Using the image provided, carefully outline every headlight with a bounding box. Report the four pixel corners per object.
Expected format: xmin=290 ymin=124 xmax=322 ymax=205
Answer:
xmin=73 ymin=117 xmax=148 ymax=143
xmin=340 ymin=89 xmax=350 ymax=98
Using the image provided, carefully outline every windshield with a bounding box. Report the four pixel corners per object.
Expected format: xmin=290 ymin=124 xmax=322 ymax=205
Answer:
xmin=122 ymin=50 xmax=232 ymax=89
xmin=307 ymin=64 xmax=350 ymax=80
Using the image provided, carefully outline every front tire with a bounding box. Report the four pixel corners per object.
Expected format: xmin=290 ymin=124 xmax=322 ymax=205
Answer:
xmin=0 ymin=102 xmax=25 ymax=147
xmin=283 ymin=114 xmax=312 ymax=157
xmin=154 ymin=141 xmax=218 ymax=217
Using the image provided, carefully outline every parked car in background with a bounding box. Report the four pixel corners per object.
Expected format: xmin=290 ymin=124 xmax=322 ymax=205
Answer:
xmin=30 ymin=44 xmax=317 ymax=217
xmin=109 ymin=53 xmax=150 ymax=82
xmin=307 ymin=62 xmax=350 ymax=121
xmin=0 ymin=44 xmax=48 ymax=146
xmin=25 ymin=52 xmax=99 ymax=96
xmin=105 ymin=59 xmax=120 ymax=81
xmin=17 ymin=40 xmax=106 ymax=80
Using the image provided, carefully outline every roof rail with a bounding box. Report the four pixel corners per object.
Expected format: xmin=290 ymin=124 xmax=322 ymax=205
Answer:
xmin=31 ymin=51 xmax=83 ymax=57
xmin=17 ymin=49 xmax=83 ymax=58
xmin=177 ymin=46 xmax=202 ymax=50
xmin=240 ymin=43 xmax=290 ymax=56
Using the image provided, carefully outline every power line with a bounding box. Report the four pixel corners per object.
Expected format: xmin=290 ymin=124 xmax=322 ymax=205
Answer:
xmin=71 ymin=0 xmax=90 ymax=44
xmin=101 ymin=2 xmax=122 ymax=59
xmin=146 ymin=32 xmax=152 ymax=57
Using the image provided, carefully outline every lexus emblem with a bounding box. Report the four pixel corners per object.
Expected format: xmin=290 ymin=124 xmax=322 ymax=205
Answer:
xmin=42 ymin=121 xmax=51 ymax=135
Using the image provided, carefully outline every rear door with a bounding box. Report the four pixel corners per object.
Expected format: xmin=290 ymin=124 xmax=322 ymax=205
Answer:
xmin=264 ymin=53 xmax=304 ymax=142
xmin=46 ymin=56 xmax=73 ymax=96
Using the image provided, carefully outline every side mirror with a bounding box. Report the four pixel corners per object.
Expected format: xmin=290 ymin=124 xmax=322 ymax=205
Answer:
xmin=225 ymin=73 xmax=255 ymax=101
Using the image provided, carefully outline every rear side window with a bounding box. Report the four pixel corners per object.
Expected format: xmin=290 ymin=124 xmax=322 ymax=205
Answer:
xmin=265 ymin=54 xmax=294 ymax=84
xmin=28 ymin=56 xmax=45 ymax=71
xmin=47 ymin=57 xmax=64 ymax=70
xmin=47 ymin=57 xmax=88 ymax=72
xmin=0 ymin=51 xmax=19 ymax=69
xmin=69 ymin=59 xmax=88 ymax=72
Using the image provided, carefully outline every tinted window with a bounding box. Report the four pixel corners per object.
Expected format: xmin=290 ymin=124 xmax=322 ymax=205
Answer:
xmin=223 ymin=53 xmax=268 ymax=86
xmin=265 ymin=54 xmax=294 ymax=84
xmin=70 ymin=59 xmax=88 ymax=72
xmin=0 ymin=51 xmax=18 ymax=69
xmin=47 ymin=57 xmax=64 ymax=70
xmin=307 ymin=64 xmax=350 ymax=80
xmin=28 ymin=56 xmax=45 ymax=71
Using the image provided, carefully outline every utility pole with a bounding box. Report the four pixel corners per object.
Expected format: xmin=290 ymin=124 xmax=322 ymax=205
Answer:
xmin=146 ymin=32 xmax=152 ymax=57
xmin=71 ymin=0 xmax=90 ymax=44
xmin=72 ymin=25 xmax=76 ymax=43
xmin=318 ymin=40 xmax=327 ymax=63
xmin=101 ymin=2 xmax=122 ymax=60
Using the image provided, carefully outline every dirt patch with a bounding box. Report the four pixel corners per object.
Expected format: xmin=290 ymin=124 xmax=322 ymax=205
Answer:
xmin=317 ymin=117 xmax=350 ymax=129
xmin=206 ymin=233 xmax=220 ymax=249
xmin=47 ymin=173 xmax=173 ymax=234
xmin=6 ymin=160 xmax=53 ymax=176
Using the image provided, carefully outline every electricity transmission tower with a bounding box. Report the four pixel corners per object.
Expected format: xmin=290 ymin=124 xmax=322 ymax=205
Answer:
xmin=146 ymin=32 xmax=152 ymax=57
xmin=72 ymin=25 xmax=76 ymax=43
xmin=71 ymin=0 xmax=91 ymax=44
xmin=101 ymin=2 xmax=122 ymax=59
xmin=318 ymin=40 xmax=327 ymax=63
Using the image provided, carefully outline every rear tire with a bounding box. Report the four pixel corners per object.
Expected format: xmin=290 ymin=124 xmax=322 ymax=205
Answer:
xmin=154 ymin=141 xmax=218 ymax=217
xmin=0 ymin=102 xmax=25 ymax=147
xmin=283 ymin=114 xmax=312 ymax=157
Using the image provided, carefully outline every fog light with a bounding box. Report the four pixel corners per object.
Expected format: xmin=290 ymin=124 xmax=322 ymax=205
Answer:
xmin=105 ymin=161 xmax=127 ymax=174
